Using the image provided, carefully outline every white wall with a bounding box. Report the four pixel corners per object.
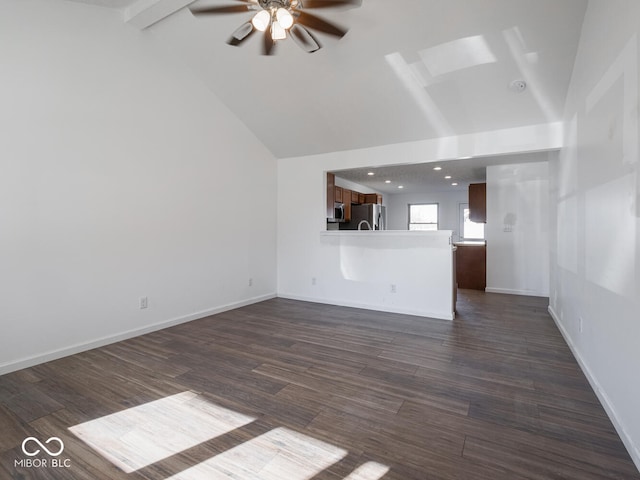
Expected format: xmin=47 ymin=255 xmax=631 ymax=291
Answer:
xmin=0 ymin=0 xmax=277 ymax=373
xmin=485 ymin=161 xmax=550 ymax=297
xmin=308 ymin=231 xmax=455 ymax=320
xmin=386 ymin=191 xmax=467 ymax=233
xmin=550 ymin=0 xmax=640 ymax=469
xmin=277 ymin=124 xmax=562 ymax=315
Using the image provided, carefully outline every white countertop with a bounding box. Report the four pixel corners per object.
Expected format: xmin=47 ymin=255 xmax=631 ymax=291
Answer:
xmin=321 ymin=230 xmax=453 ymax=237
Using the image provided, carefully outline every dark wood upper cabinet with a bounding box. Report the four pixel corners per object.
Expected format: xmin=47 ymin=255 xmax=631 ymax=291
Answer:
xmin=363 ymin=193 xmax=383 ymax=205
xmin=469 ymin=183 xmax=486 ymax=223
xmin=326 ymin=172 xmax=335 ymax=219
xmin=327 ymin=172 xmax=378 ymax=222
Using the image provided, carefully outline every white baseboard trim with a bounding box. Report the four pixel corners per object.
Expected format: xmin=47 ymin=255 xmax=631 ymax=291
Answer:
xmin=485 ymin=287 xmax=549 ymax=297
xmin=277 ymin=293 xmax=454 ymax=321
xmin=548 ymin=305 xmax=640 ymax=472
xmin=0 ymin=293 xmax=276 ymax=376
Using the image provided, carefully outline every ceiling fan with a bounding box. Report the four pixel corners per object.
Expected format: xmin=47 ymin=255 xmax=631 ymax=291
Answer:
xmin=189 ymin=0 xmax=362 ymax=55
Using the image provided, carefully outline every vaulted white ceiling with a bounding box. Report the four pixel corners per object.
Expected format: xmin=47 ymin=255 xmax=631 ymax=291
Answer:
xmin=64 ymin=0 xmax=587 ymax=159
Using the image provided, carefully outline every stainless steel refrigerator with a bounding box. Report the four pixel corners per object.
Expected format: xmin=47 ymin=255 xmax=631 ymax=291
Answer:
xmin=340 ymin=204 xmax=386 ymax=230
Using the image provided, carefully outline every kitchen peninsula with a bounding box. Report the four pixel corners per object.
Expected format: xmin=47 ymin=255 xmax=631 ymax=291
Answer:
xmin=317 ymin=230 xmax=456 ymax=320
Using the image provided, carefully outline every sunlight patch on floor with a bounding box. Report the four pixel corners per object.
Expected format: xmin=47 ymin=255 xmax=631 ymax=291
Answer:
xmin=343 ymin=461 xmax=390 ymax=480
xmin=68 ymin=391 xmax=255 ymax=473
xmin=165 ymin=427 xmax=347 ymax=480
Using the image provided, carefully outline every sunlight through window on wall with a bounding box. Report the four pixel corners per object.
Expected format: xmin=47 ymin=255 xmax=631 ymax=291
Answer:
xmin=68 ymin=391 xmax=255 ymax=473
xmin=418 ymin=34 xmax=497 ymax=77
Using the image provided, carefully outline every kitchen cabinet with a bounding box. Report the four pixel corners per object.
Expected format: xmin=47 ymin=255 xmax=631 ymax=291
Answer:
xmin=343 ymin=189 xmax=352 ymax=221
xmin=469 ymin=183 xmax=486 ymax=223
xmin=327 ymin=172 xmax=335 ymax=219
xmin=455 ymin=243 xmax=486 ymax=290
xmin=327 ymin=170 xmax=377 ymax=223
xmin=364 ymin=193 xmax=383 ymax=205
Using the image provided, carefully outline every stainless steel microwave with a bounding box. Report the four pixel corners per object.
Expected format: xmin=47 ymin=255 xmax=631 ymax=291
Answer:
xmin=333 ymin=202 xmax=345 ymax=222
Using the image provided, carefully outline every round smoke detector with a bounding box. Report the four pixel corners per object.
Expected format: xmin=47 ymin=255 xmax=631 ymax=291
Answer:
xmin=509 ymin=79 xmax=527 ymax=93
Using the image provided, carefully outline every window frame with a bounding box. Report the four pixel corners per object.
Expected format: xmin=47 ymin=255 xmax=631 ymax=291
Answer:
xmin=408 ymin=203 xmax=439 ymax=231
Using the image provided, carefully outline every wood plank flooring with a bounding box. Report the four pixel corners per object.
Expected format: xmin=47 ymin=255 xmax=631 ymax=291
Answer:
xmin=1 ymin=291 xmax=638 ymax=479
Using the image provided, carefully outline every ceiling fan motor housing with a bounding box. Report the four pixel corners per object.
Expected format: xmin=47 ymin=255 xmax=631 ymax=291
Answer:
xmin=258 ymin=0 xmax=297 ymax=9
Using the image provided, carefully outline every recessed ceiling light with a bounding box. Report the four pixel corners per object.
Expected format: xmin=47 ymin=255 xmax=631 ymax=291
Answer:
xmin=385 ymin=180 xmax=391 ymax=184
xmin=398 ymin=185 xmax=404 ymax=189
xmin=367 ymin=172 xmax=375 ymax=176
xmin=451 ymin=182 xmax=458 ymax=186
xmin=445 ymin=175 xmax=452 ymax=179
xmin=433 ymin=166 xmax=442 ymax=171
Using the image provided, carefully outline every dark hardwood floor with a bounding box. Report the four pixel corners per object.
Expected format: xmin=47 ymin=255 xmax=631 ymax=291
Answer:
xmin=1 ymin=291 xmax=638 ymax=479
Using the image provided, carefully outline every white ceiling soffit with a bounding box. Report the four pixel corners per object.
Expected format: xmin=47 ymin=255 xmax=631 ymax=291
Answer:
xmin=61 ymin=0 xmax=589 ymax=159
xmin=333 ymin=151 xmax=551 ymax=195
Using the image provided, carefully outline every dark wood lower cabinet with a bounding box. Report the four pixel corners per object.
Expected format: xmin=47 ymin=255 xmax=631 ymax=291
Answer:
xmin=455 ymin=244 xmax=486 ymax=290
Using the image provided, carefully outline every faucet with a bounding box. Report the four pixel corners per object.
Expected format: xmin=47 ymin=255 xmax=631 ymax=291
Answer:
xmin=358 ymin=220 xmax=372 ymax=231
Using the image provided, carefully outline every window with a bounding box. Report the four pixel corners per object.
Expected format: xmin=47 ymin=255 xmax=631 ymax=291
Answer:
xmin=408 ymin=203 xmax=438 ymax=230
xmin=459 ymin=203 xmax=485 ymax=239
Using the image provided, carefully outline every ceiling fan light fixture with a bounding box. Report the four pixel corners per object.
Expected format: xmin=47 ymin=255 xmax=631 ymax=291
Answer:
xmin=271 ymin=20 xmax=287 ymax=40
xmin=251 ymin=9 xmax=271 ymax=31
xmin=192 ymin=0 xmax=361 ymax=55
xmin=276 ymin=7 xmax=294 ymax=29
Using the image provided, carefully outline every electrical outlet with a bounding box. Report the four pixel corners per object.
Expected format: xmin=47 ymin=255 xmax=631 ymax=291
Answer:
xmin=139 ymin=296 xmax=148 ymax=309
xmin=312 ymin=277 xmax=317 ymax=286
xmin=248 ymin=278 xmax=253 ymax=287
xmin=390 ymin=284 xmax=397 ymax=293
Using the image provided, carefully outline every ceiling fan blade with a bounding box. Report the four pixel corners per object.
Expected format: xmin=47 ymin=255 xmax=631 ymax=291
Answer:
xmin=227 ymin=21 xmax=255 ymax=46
xmin=262 ymin=28 xmax=276 ymax=55
xmin=190 ymin=4 xmax=254 ymax=15
xmin=290 ymin=24 xmax=321 ymax=53
xmin=296 ymin=0 xmax=361 ymax=9
xmin=295 ymin=11 xmax=347 ymax=38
